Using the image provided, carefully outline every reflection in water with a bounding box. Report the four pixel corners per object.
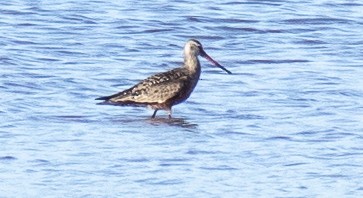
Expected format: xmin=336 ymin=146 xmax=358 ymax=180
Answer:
xmin=91 ymin=114 xmax=198 ymax=129
xmin=147 ymin=117 xmax=198 ymax=129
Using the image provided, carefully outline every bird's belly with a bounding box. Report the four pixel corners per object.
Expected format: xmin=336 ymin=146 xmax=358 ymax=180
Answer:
xmin=171 ymin=81 xmax=197 ymax=105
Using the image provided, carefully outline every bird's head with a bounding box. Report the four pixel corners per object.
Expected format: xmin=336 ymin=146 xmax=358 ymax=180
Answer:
xmin=184 ymin=39 xmax=232 ymax=74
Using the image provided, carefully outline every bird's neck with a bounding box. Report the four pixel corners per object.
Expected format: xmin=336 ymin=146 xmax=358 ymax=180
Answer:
xmin=183 ymin=54 xmax=201 ymax=74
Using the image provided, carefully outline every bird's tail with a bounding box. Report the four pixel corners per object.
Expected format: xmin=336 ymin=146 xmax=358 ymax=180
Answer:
xmin=95 ymin=88 xmax=143 ymax=106
xmin=95 ymin=95 xmax=112 ymax=100
xmin=95 ymin=87 xmax=133 ymax=101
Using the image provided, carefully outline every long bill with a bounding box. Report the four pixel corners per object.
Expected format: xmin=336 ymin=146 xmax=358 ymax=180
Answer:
xmin=201 ymin=50 xmax=232 ymax=74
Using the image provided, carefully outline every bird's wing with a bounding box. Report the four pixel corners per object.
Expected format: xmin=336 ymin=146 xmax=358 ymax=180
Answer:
xmin=99 ymin=68 xmax=190 ymax=105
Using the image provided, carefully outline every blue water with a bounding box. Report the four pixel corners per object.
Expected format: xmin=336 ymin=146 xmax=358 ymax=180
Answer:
xmin=1 ymin=0 xmax=363 ymax=197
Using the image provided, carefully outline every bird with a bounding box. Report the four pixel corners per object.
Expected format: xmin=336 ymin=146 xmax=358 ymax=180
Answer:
xmin=95 ymin=39 xmax=232 ymax=119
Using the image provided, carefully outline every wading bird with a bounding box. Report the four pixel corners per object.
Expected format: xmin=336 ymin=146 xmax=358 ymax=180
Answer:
xmin=96 ymin=39 xmax=231 ymax=118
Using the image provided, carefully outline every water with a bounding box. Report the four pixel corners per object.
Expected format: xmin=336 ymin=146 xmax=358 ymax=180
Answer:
xmin=1 ymin=0 xmax=363 ymax=197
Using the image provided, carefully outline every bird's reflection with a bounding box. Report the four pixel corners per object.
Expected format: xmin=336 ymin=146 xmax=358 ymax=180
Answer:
xmin=104 ymin=113 xmax=198 ymax=129
xmin=147 ymin=117 xmax=198 ymax=129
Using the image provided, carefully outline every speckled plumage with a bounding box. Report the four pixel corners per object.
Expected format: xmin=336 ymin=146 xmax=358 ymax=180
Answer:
xmin=96 ymin=39 xmax=231 ymax=118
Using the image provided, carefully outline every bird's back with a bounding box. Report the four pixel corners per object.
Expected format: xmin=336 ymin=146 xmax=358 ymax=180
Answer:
xmin=96 ymin=67 xmax=196 ymax=106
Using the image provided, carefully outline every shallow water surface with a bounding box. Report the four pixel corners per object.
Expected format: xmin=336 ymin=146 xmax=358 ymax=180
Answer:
xmin=1 ymin=0 xmax=363 ymax=197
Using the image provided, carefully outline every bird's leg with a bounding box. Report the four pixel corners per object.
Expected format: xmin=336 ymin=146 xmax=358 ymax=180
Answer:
xmin=167 ymin=108 xmax=172 ymax=119
xmin=151 ymin=110 xmax=158 ymax=119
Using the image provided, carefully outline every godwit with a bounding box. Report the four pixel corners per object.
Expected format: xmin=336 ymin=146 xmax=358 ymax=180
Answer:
xmin=96 ymin=39 xmax=231 ymax=118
